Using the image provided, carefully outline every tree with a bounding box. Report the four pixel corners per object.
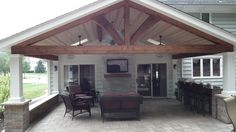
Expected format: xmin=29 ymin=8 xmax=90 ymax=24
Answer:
xmin=35 ymin=60 xmax=46 ymax=73
xmin=23 ymin=58 xmax=31 ymax=73
xmin=0 ymin=52 xmax=10 ymax=76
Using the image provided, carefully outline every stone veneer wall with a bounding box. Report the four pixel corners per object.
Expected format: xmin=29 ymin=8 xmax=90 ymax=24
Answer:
xmin=29 ymin=94 xmax=59 ymax=123
xmin=212 ymin=94 xmax=231 ymax=123
xmin=4 ymin=101 xmax=30 ymax=132
xmin=103 ymin=77 xmax=134 ymax=93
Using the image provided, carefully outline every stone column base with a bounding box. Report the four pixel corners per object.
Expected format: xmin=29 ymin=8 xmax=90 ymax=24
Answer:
xmin=213 ymin=94 xmax=231 ymax=123
xmin=3 ymin=100 xmax=30 ymax=132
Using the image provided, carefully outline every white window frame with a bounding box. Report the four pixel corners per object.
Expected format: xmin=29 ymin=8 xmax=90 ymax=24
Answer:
xmin=200 ymin=13 xmax=212 ymax=23
xmin=191 ymin=56 xmax=223 ymax=79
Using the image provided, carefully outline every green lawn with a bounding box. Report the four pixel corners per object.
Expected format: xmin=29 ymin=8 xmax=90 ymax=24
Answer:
xmin=23 ymin=83 xmax=48 ymax=99
xmin=23 ymin=73 xmax=47 ymax=79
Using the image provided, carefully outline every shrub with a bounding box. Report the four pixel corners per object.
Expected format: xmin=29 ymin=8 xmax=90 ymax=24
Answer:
xmin=0 ymin=75 xmax=10 ymax=113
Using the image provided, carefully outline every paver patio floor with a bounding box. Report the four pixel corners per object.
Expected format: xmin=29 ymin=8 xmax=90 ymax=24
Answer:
xmin=26 ymin=99 xmax=232 ymax=132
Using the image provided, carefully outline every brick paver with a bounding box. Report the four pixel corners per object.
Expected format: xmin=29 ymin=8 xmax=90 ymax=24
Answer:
xmin=26 ymin=99 xmax=233 ymax=132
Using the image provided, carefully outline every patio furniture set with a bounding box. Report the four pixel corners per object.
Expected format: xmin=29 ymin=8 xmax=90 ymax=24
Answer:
xmin=61 ymin=85 xmax=143 ymax=121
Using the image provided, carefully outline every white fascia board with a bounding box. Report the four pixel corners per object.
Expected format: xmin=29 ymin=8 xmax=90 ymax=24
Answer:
xmin=0 ymin=0 xmax=123 ymax=52
xmin=132 ymin=0 xmax=236 ymax=46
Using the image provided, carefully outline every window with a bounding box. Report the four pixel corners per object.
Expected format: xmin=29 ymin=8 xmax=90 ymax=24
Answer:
xmin=192 ymin=57 xmax=222 ymax=78
xmin=193 ymin=59 xmax=200 ymax=77
xmin=201 ymin=13 xmax=210 ymax=23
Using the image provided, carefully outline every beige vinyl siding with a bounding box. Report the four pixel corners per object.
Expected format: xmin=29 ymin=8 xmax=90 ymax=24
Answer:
xmin=181 ymin=58 xmax=192 ymax=78
xmin=211 ymin=13 xmax=236 ymax=34
xmin=180 ymin=13 xmax=236 ymax=88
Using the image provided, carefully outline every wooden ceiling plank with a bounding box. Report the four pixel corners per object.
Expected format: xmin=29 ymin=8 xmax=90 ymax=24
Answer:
xmin=131 ymin=15 xmax=160 ymax=44
xmin=129 ymin=1 xmax=233 ymax=48
xmin=16 ymin=1 xmax=125 ymax=47
xmin=93 ymin=15 xmax=124 ymax=45
xmin=12 ymin=45 xmax=233 ymax=55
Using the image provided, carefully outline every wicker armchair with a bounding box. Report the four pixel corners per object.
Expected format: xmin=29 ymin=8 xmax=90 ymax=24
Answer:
xmin=60 ymin=93 xmax=91 ymax=119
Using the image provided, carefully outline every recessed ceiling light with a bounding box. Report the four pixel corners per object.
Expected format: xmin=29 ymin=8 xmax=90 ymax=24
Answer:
xmin=218 ymin=0 xmax=223 ymax=3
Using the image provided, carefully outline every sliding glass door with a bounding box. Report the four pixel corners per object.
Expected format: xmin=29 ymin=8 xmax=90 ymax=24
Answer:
xmin=137 ymin=64 xmax=167 ymax=97
xmin=64 ymin=65 xmax=95 ymax=89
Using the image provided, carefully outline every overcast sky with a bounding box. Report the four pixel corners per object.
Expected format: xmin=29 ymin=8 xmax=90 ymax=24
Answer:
xmin=0 ymin=0 xmax=97 ymax=40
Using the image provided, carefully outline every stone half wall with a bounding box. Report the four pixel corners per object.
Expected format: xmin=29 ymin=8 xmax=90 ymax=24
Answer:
xmin=213 ymin=94 xmax=231 ymax=123
xmin=103 ymin=76 xmax=134 ymax=93
xmin=29 ymin=94 xmax=59 ymax=123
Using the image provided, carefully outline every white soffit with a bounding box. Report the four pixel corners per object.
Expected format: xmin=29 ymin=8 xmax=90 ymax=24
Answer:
xmin=0 ymin=0 xmax=123 ymax=52
xmin=132 ymin=0 xmax=236 ymax=46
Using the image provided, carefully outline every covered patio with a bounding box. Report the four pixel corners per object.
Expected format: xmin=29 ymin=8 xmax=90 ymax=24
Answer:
xmin=1 ymin=0 xmax=236 ymax=131
xmin=26 ymin=99 xmax=232 ymax=132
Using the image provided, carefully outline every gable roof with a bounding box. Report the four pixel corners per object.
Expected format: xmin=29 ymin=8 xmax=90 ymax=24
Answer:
xmin=0 ymin=0 xmax=236 ymax=52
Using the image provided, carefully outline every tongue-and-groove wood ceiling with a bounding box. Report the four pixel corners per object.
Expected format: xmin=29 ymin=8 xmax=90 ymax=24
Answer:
xmin=11 ymin=0 xmax=233 ymax=60
xmin=32 ymin=8 xmax=215 ymax=46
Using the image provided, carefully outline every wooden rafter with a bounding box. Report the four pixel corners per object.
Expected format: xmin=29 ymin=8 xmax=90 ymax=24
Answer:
xmin=25 ymin=55 xmax=58 ymax=60
xmin=93 ymin=15 xmax=124 ymax=45
xmin=12 ymin=45 xmax=232 ymax=55
xmin=97 ymin=25 xmax=103 ymax=42
xmin=129 ymin=1 xmax=233 ymax=48
xmin=124 ymin=2 xmax=130 ymax=45
xmin=16 ymin=1 xmax=125 ymax=47
xmin=131 ymin=15 xmax=160 ymax=44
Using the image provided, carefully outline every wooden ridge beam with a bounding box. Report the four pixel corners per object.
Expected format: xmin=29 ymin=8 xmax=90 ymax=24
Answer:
xmin=25 ymin=55 xmax=58 ymax=60
xmin=129 ymin=1 xmax=233 ymax=48
xmin=16 ymin=1 xmax=125 ymax=47
xmin=12 ymin=45 xmax=232 ymax=55
xmin=131 ymin=15 xmax=160 ymax=44
xmin=93 ymin=15 xmax=124 ymax=45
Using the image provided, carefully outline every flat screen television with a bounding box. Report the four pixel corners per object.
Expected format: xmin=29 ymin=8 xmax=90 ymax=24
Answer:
xmin=107 ymin=59 xmax=128 ymax=73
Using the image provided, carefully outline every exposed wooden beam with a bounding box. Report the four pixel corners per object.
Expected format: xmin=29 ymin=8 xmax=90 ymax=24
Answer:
xmin=131 ymin=15 xmax=160 ymax=44
xmin=25 ymin=55 xmax=58 ymax=60
xmin=93 ymin=16 xmax=124 ymax=45
xmin=16 ymin=1 xmax=125 ymax=47
xmin=12 ymin=45 xmax=232 ymax=55
xmin=97 ymin=25 xmax=103 ymax=42
xmin=172 ymin=53 xmax=217 ymax=59
xmin=129 ymin=1 xmax=233 ymax=48
xmin=124 ymin=2 xmax=130 ymax=45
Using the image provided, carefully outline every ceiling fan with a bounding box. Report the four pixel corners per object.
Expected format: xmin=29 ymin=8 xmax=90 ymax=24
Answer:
xmin=147 ymin=35 xmax=165 ymax=46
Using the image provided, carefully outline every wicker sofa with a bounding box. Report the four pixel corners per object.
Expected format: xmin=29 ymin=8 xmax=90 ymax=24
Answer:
xmin=100 ymin=92 xmax=143 ymax=121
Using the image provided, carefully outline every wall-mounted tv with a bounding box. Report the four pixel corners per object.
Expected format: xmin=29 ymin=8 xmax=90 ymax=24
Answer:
xmin=107 ymin=59 xmax=128 ymax=73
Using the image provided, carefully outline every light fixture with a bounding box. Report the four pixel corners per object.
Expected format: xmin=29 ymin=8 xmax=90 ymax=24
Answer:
xmin=159 ymin=35 xmax=165 ymax=46
xmin=173 ymin=64 xmax=177 ymax=69
xmin=54 ymin=66 xmax=57 ymax=71
xmin=147 ymin=35 xmax=165 ymax=46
